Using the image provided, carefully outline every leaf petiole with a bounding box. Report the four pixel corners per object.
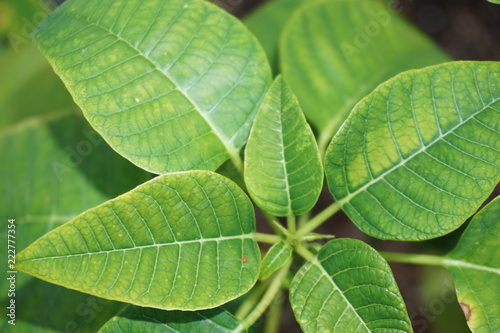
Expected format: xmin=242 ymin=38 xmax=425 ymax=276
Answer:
xmin=240 ymin=258 xmax=292 ymax=330
xmin=230 ymin=152 xmax=244 ymax=176
xmin=262 ymin=211 xmax=285 ymax=235
xmin=264 ymin=289 xmax=283 ymax=333
xmin=380 ymin=252 xmax=447 ymax=267
xmin=297 ymin=211 xmax=311 ymax=228
xmin=255 ymin=232 xmax=282 ymax=244
xmin=287 ymin=214 xmax=296 ymax=233
xmin=235 ymin=280 xmax=270 ymax=320
xmin=293 ymin=243 xmax=316 ymax=262
xmin=296 ymin=201 xmax=342 ymax=237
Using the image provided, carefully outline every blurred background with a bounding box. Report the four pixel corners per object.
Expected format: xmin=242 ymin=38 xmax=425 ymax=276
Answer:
xmin=1 ymin=0 xmax=499 ymax=332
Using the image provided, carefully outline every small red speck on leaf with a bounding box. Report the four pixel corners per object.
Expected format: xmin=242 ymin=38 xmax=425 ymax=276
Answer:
xmin=242 ymin=256 xmax=247 ymax=263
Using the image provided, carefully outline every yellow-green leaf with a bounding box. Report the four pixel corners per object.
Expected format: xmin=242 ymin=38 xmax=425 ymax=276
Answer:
xmin=259 ymin=240 xmax=292 ymax=281
xmin=244 ymin=76 xmax=323 ymax=216
xmin=445 ymin=196 xmax=500 ymax=332
xmin=33 ymin=0 xmax=272 ymax=174
xmin=0 ymin=44 xmax=75 ymax=130
xmin=325 ymin=61 xmax=500 ymax=241
xmin=280 ymin=0 xmax=450 ymax=151
xmin=100 ymin=306 xmax=246 ymax=333
xmin=16 ymin=171 xmax=260 ymax=310
xmin=1 ymin=111 xmax=148 ymax=332
xmin=290 ymin=239 xmax=412 ymax=332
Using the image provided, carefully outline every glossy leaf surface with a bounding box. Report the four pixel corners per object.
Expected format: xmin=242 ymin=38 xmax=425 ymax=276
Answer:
xmin=1 ymin=111 xmax=148 ymax=332
xmin=446 ymin=196 xmax=500 ymax=332
xmin=281 ymin=0 xmax=450 ymax=149
xmin=16 ymin=171 xmax=260 ymax=310
xmin=259 ymin=240 xmax=292 ymax=281
xmin=245 ymin=76 xmax=323 ymax=216
xmin=290 ymin=239 xmax=412 ymax=332
xmin=326 ymin=62 xmax=500 ymax=240
xmin=34 ymin=0 xmax=271 ymax=174
xmin=100 ymin=306 xmax=245 ymax=333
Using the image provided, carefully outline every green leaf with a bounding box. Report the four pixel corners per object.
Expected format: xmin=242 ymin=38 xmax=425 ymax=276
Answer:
xmin=0 ymin=44 xmax=75 ymax=130
xmin=244 ymin=0 xmax=306 ymax=75
xmin=290 ymin=239 xmax=412 ymax=333
xmin=280 ymin=0 xmax=450 ymax=151
xmin=259 ymin=240 xmax=293 ymax=281
xmin=445 ymin=196 xmax=500 ymax=332
xmin=244 ymin=75 xmax=323 ymax=216
xmin=325 ymin=61 xmax=500 ymax=241
xmin=0 ymin=0 xmax=53 ymax=41
xmin=0 ymin=110 xmax=150 ymax=289
xmin=487 ymin=0 xmax=500 ymax=4
xmin=2 ymin=279 xmax=124 ymax=333
xmin=1 ymin=111 xmax=148 ymax=332
xmin=33 ymin=0 xmax=272 ymax=174
xmin=100 ymin=306 xmax=245 ymax=333
xmin=16 ymin=171 xmax=260 ymax=310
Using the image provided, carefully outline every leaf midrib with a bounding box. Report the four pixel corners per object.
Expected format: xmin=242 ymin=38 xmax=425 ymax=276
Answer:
xmin=265 ymin=242 xmax=290 ymax=268
xmin=18 ymin=234 xmax=254 ymax=263
xmin=310 ymin=257 xmax=370 ymax=332
xmin=277 ymin=85 xmax=294 ymax=215
xmin=445 ymin=258 xmax=500 ymax=275
xmin=338 ymin=96 xmax=500 ymax=205
xmin=57 ymin=10 xmax=241 ymax=158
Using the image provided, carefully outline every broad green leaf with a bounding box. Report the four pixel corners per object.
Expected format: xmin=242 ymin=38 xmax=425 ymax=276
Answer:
xmin=0 ymin=0 xmax=53 ymax=42
xmin=244 ymin=75 xmax=323 ymax=216
xmin=216 ymin=159 xmax=246 ymax=190
xmin=244 ymin=0 xmax=306 ymax=74
xmin=325 ymin=61 xmax=500 ymax=241
xmin=1 ymin=111 xmax=148 ymax=332
xmin=445 ymin=196 xmax=500 ymax=332
xmin=33 ymin=0 xmax=272 ymax=174
xmin=100 ymin=306 xmax=245 ymax=333
xmin=2 ymin=279 xmax=124 ymax=333
xmin=280 ymin=0 xmax=450 ymax=151
xmin=488 ymin=0 xmax=500 ymax=4
xmin=259 ymin=240 xmax=292 ymax=281
xmin=0 ymin=44 xmax=75 ymax=130
xmin=0 ymin=1 xmax=75 ymax=129
xmin=16 ymin=171 xmax=260 ymax=310
xmin=290 ymin=239 xmax=412 ymax=333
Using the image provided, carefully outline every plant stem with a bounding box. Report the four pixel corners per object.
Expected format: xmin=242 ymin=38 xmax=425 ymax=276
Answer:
xmin=287 ymin=214 xmax=296 ymax=233
xmin=296 ymin=201 xmax=342 ymax=237
xmin=264 ymin=289 xmax=283 ymax=333
xmin=240 ymin=259 xmax=292 ymax=330
xmin=235 ymin=280 xmax=270 ymax=320
xmin=255 ymin=232 xmax=282 ymax=244
xmin=318 ymin=132 xmax=332 ymax=159
xmin=294 ymin=243 xmax=316 ymax=262
xmin=317 ymin=111 xmax=346 ymax=158
xmin=230 ymin=151 xmax=244 ymax=176
xmin=298 ymin=211 xmax=311 ymax=228
xmin=262 ymin=211 xmax=285 ymax=235
xmin=380 ymin=251 xmax=447 ymax=267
